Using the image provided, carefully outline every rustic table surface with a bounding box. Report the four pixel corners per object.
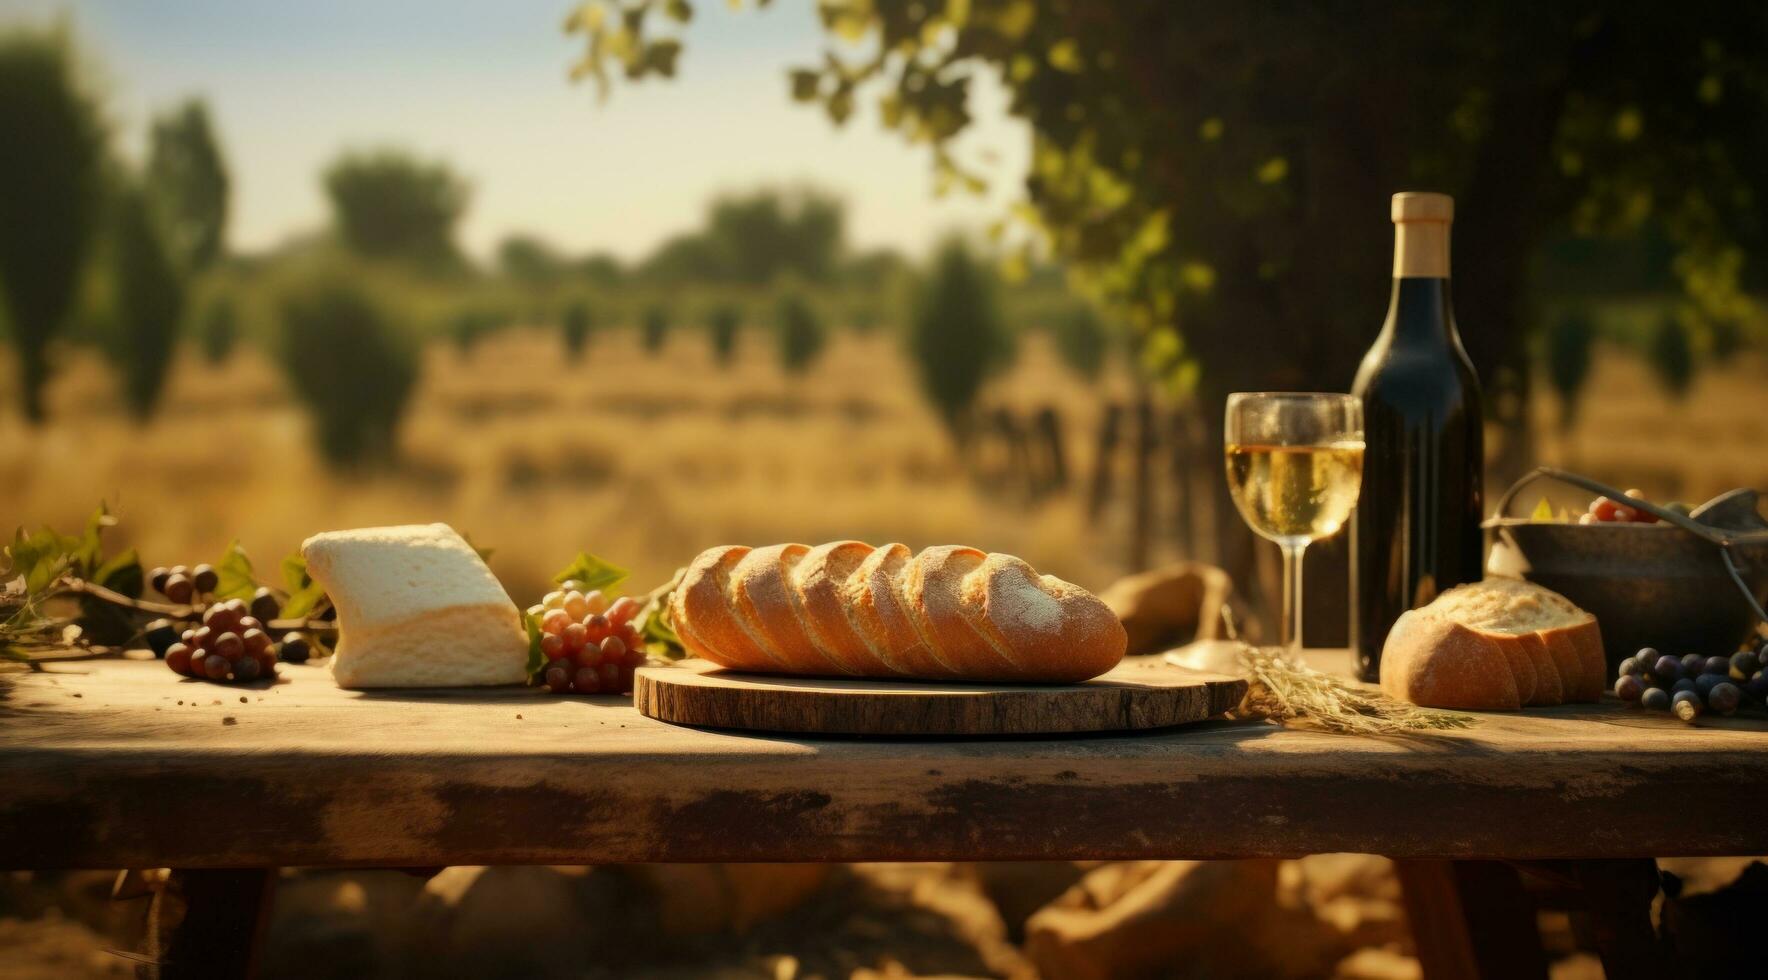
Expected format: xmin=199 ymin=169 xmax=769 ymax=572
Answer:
xmin=4 ymin=651 xmax=1766 ymax=870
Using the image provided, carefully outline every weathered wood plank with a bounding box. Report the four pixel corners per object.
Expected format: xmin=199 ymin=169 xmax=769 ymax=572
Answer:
xmin=632 ymin=658 xmax=1246 ymax=735
xmin=3 ymin=657 xmax=1767 ymax=868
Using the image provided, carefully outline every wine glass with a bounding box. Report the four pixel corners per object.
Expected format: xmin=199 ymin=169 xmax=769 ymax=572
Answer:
xmin=1223 ymin=393 xmax=1364 ymax=652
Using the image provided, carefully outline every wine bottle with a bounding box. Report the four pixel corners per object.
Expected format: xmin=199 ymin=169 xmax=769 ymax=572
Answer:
xmin=1350 ymin=192 xmax=1485 ymax=681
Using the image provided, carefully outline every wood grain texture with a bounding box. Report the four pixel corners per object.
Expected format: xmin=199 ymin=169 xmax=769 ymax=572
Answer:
xmin=633 ymin=658 xmax=1245 ymax=735
xmin=3 ymin=654 xmax=1768 ymax=870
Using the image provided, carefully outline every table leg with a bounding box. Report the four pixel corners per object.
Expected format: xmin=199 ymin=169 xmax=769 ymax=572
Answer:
xmin=1393 ymin=859 xmax=1549 ymax=980
xmin=1515 ymin=859 xmax=1668 ymax=980
xmin=156 ymin=868 xmax=277 ymax=979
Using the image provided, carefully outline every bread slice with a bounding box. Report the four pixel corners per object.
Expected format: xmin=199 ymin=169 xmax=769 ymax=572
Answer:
xmin=672 ymin=545 xmax=785 ymax=673
xmin=1380 ymin=578 xmax=1603 ymax=710
xmin=791 ymin=541 xmax=885 ymax=675
xmin=903 ymin=545 xmax=1023 ymax=676
xmin=730 ymin=544 xmax=839 ymax=675
xmin=965 ymin=554 xmax=1128 ymax=683
xmin=301 ymin=523 xmax=527 ymax=688
xmin=843 ymin=543 xmax=960 ymax=678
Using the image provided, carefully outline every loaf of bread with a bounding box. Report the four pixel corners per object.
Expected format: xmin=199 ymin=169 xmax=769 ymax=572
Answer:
xmin=1379 ymin=577 xmax=1604 ymax=710
xmin=303 ymin=523 xmax=529 ymax=689
xmin=670 ymin=542 xmax=1127 ymax=682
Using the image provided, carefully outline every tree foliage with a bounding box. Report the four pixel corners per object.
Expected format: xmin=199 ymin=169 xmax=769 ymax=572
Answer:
xmin=323 ymin=149 xmax=469 ymax=268
xmin=908 ymin=238 xmax=1013 ymax=436
xmin=198 ymin=294 xmax=239 ymax=364
xmin=775 ymin=292 xmax=825 ymax=375
xmin=1648 ymin=313 xmax=1694 ymax=399
xmin=641 ymin=303 xmax=670 ymax=355
xmin=573 ymin=1 xmax=1768 ymax=468
xmin=107 ymin=184 xmax=186 ymax=420
xmin=499 ymin=233 xmax=567 ymax=283
xmin=1050 ymin=303 xmax=1109 ymax=381
xmin=562 ymin=299 xmax=592 ymax=360
xmin=707 ymin=302 xmax=740 ymax=367
xmin=643 ymin=187 xmax=844 ymax=285
xmin=1544 ymin=310 xmax=1595 ymax=430
xmin=0 ymin=28 xmax=107 ymax=422
xmin=145 ymin=99 xmax=228 ymax=271
xmin=277 ymin=274 xmax=418 ymax=466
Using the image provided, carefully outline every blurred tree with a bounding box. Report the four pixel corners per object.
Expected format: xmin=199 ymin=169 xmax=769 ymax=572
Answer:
xmin=499 ymin=233 xmax=566 ymax=283
xmin=1649 ymin=313 xmax=1694 ymax=399
xmin=574 ymin=252 xmax=624 ymax=286
xmin=843 ymin=248 xmax=910 ymax=290
xmin=107 ymin=183 xmax=186 ymax=419
xmin=1544 ymin=310 xmax=1595 ymax=431
xmin=0 ymin=28 xmax=106 ymax=422
xmin=641 ymin=303 xmax=670 ymax=355
xmin=323 ymin=149 xmax=469 ymax=268
xmin=707 ymin=302 xmax=741 ymax=367
xmin=775 ymin=292 xmax=826 ymax=374
xmin=562 ymin=299 xmax=592 ymax=360
xmin=1050 ymin=304 xmax=1109 ymax=382
xmin=571 ymin=0 xmax=1768 ymax=479
xmin=278 ymin=275 xmax=418 ymax=466
xmin=908 ymin=238 xmax=1014 ymax=439
xmin=198 ymin=294 xmax=239 ymax=364
xmin=145 ymin=99 xmax=228 ymax=271
xmin=642 ymin=187 xmax=845 ymax=284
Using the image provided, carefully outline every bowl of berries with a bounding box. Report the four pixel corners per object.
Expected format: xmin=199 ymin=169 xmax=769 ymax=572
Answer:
xmin=1485 ymin=467 xmax=1768 ymax=679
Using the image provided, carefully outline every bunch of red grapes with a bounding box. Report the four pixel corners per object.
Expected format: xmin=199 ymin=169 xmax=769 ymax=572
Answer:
xmin=1578 ymin=489 xmax=1671 ymax=525
xmin=532 ymin=586 xmax=649 ymax=695
xmin=146 ymin=569 xmax=313 ymax=682
xmin=162 ymin=598 xmax=280 ymax=682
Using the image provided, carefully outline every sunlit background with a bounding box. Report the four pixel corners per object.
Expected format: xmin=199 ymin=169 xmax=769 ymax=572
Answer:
xmin=3 ymin=2 xmax=1768 ymax=974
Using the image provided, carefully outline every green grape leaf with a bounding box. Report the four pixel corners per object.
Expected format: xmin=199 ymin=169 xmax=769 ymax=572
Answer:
xmin=277 ymin=551 xmax=329 ymax=620
xmin=213 ymin=541 xmax=259 ymax=601
xmin=92 ymin=548 xmax=143 ymax=598
xmin=524 ymin=609 xmax=545 ymax=684
xmin=551 ymin=552 xmax=629 ymax=593
xmin=280 ymin=552 xmax=309 ymax=594
xmin=1530 ymin=496 xmax=1556 ymax=521
xmin=636 ymin=570 xmax=686 ymax=659
xmin=8 ymin=527 xmax=76 ymax=594
xmin=77 ymin=547 xmax=143 ymax=645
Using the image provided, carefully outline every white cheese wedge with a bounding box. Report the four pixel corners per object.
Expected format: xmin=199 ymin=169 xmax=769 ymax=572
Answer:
xmin=302 ymin=523 xmax=528 ymax=688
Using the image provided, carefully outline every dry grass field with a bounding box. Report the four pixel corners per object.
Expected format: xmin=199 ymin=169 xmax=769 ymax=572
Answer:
xmin=2 ymin=328 xmax=1764 ymax=613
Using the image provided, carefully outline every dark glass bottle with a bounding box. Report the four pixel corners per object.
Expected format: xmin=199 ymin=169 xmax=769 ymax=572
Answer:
xmin=1351 ymin=192 xmax=1485 ymax=681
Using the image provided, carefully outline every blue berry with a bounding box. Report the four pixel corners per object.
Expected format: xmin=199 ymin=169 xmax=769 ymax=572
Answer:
xmin=1672 ymin=690 xmax=1703 ymax=722
xmin=1695 ymin=674 xmax=1726 ymax=700
xmin=1680 ymin=653 xmax=1706 ymax=678
xmin=1618 ymin=657 xmax=1644 ymax=678
xmin=1653 ymin=655 xmax=1683 ymax=684
xmin=1730 ymin=650 xmax=1760 ymax=681
xmin=1641 ymin=687 xmax=1671 ymax=711
xmin=1703 ymin=656 xmax=1730 ymax=677
xmin=1672 ymin=678 xmax=1698 ymax=695
xmin=1614 ymin=675 xmax=1645 ymax=702
xmin=1708 ymin=682 xmax=1742 ymax=716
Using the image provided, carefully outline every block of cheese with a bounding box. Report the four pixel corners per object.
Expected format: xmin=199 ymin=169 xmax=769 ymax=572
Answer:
xmin=302 ymin=523 xmax=528 ymax=688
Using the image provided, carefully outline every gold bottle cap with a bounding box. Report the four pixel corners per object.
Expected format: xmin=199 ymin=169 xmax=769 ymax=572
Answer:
xmin=1391 ymin=192 xmax=1454 ymax=223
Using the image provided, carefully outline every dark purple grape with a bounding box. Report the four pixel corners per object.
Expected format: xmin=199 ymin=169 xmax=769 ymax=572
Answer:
xmin=1703 ymin=656 xmax=1730 ymax=677
xmin=1618 ymin=657 xmax=1644 ymax=678
xmin=143 ymin=619 xmax=179 ymax=658
xmin=1614 ymin=675 xmax=1645 ymax=702
xmin=1672 ymin=678 xmax=1698 ymax=695
xmin=544 ymin=666 xmax=571 ymax=694
xmin=162 ymin=574 xmax=195 ymax=605
xmin=278 ymin=633 xmax=311 ymax=664
xmin=1681 ymin=653 xmax=1706 ymax=678
xmin=1730 ymin=650 xmax=1760 ymax=681
xmin=202 ymin=654 xmax=230 ymax=680
xmin=1695 ymin=674 xmax=1726 ymax=700
xmin=1708 ymin=682 xmax=1742 ymax=716
xmin=250 ymin=587 xmax=281 ymax=625
xmin=233 ymin=656 xmax=261 ymax=682
xmin=1672 ymin=690 xmax=1702 ymax=722
xmin=1653 ymin=655 xmax=1683 ymax=684
xmin=190 ymin=563 xmax=219 ymax=594
xmin=1746 ymin=670 xmax=1768 ymax=702
xmin=149 ymin=566 xmax=172 ymax=595
xmin=1641 ymin=687 xmax=1671 ymax=711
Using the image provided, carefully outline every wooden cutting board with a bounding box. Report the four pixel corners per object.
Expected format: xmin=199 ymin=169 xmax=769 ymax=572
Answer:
xmin=633 ymin=657 xmax=1247 ymax=736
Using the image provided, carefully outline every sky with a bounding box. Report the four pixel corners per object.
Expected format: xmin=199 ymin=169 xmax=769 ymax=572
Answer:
xmin=1 ymin=0 xmax=1031 ymax=262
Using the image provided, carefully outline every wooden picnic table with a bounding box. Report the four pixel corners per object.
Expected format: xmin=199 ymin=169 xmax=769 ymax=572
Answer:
xmin=4 ymin=652 xmax=1767 ymax=978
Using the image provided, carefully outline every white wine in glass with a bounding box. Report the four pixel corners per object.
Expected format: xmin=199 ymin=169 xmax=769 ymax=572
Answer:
xmin=1223 ymin=393 xmax=1364 ymax=651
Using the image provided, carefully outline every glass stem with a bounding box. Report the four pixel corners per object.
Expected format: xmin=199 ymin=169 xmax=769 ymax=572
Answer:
xmin=1280 ymin=541 xmax=1307 ymax=652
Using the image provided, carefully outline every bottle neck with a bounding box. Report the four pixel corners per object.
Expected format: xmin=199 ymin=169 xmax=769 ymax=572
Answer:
xmin=1384 ymin=219 xmax=1456 ymax=344
xmin=1383 ymin=277 xmax=1457 ymax=345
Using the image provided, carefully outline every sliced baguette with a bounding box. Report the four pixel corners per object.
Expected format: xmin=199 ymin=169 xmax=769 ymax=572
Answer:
xmin=1380 ymin=578 xmax=1603 ymax=711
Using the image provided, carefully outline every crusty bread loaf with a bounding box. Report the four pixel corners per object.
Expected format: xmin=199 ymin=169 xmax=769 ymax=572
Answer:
xmin=1380 ymin=578 xmax=1603 ymax=710
xmin=671 ymin=542 xmax=1127 ymax=682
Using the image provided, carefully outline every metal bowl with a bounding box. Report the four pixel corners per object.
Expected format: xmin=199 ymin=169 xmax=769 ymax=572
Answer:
xmin=1485 ymin=519 xmax=1768 ymax=677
